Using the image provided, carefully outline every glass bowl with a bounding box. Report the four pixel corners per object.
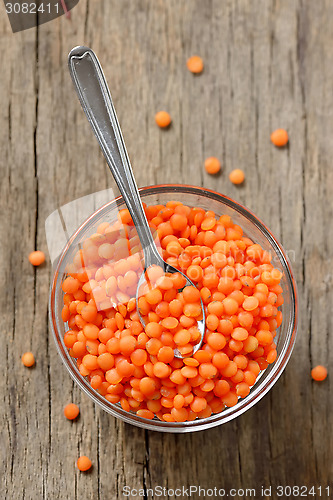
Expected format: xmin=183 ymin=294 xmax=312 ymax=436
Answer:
xmin=49 ymin=184 xmax=298 ymax=433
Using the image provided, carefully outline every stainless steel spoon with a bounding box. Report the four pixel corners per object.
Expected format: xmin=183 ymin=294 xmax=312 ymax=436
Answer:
xmin=68 ymin=46 xmax=205 ymax=357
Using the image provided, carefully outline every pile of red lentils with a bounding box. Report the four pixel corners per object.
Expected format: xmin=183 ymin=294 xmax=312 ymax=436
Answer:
xmin=60 ymin=201 xmax=284 ymax=423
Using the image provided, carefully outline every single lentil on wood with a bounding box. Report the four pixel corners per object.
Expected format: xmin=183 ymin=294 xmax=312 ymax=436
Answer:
xmin=270 ymin=128 xmax=289 ymax=147
xmin=29 ymin=250 xmax=45 ymax=266
xmin=186 ymin=55 xmax=204 ymax=74
xmin=311 ymin=365 xmax=327 ymax=381
xmin=64 ymin=403 xmax=80 ymax=420
xmin=204 ymin=157 xmax=221 ymax=175
xmin=77 ymin=456 xmax=92 ymax=472
xmin=21 ymin=352 xmax=35 ymax=367
xmin=155 ymin=111 xmax=171 ymax=128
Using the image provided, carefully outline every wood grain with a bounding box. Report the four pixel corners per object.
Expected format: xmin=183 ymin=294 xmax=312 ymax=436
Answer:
xmin=1 ymin=0 xmax=332 ymax=499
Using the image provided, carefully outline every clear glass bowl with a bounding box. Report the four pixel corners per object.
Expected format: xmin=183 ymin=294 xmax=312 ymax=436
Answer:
xmin=49 ymin=184 xmax=298 ymax=433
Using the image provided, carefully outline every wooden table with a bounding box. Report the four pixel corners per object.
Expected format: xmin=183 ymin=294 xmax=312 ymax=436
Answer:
xmin=1 ymin=1 xmax=332 ymax=499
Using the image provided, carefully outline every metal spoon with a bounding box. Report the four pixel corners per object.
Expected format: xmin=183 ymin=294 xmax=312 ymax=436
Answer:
xmin=68 ymin=46 xmax=205 ymax=357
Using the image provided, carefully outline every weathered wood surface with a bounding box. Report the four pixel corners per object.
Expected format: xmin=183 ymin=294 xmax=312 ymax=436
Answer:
xmin=1 ymin=1 xmax=332 ymax=499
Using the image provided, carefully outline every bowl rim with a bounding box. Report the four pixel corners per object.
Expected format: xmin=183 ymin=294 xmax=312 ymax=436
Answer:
xmin=49 ymin=183 xmax=298 ymax=432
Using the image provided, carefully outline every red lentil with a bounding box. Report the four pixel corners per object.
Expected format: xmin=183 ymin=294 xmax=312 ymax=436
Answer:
xmin=77 ymin=456 xmax=92 ymax=472
xmin=270 ymin=128 xmax=289 ymax=147
xmin=187 ymin=55 xmax=204 ymax=74
xmin=29 ymin=250 xmax=45 ymax=266
xmin=21 ymin=352 xmax=35 ymax=367
xmin=64 ymin=403 xmax=80 ymax=420
xmin=61 ymin=201 xmax=283 ymax=422
xmin=229 ymin=169 xmax=245 ymax=185
xmin=204 ymin=157 xmax=221 ymax=175
xmin=311 ymin=365 xmax=327 ymax=381
xmin=155 ymin=111 xmax=171 ymax=128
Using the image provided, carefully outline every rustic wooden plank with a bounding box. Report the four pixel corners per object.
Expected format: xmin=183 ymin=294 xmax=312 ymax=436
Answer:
xmin=35 ymin=3 xmax=149 ymax=500
xmin=0 ymin=7 xmax=41 ymax=500
xmin=1 ymin=0 xmax=332 ymax=499
xmin=295 ymin=0 xmax=333 ymax=486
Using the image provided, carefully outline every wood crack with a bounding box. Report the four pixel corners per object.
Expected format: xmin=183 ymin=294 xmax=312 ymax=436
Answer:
xmin=143 ymin=430 xmax=151 ymax=500
xmin=84 ymin=0 xmax=90 ymax=40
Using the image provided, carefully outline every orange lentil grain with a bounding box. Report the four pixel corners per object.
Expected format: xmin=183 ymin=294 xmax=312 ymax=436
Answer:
xmin=204 ymin=157 xmax=221 ymax=175
xmin=155 ymin=111 xmax=171 ymax=128
xmin=199 ymin=363 xmax=217 ymax=379
xmin=190 ymin=396 xmax=207 ymax=413
xmin=64 ymin=403 xmax=80 ymax=420
xmin=222 ymin=391 xmax=238 ymax=407
xmin=243 ymin=296 xmax=259 ymax=311
xmin=137 ymin=409 xmax=154 ymax=419
xmin=229 ymin=169 xmax=245 ymax=185
xmin=207 ymin=333 xmax=226 ymax=351
xmin=29 ymin=250 xmax=45 ymax=266
xmin=62 ymin=277 xmax=80 ymax=294
xmin=270 ymin=128 xmax=289 ymax=147
xmin=77 ymin=456 xmax=92 ymax=472
xmin=21 ymin=352 xmax=35 ymax=367
xmin=236 ymin=382 xmax=250 ymax=398
xmin=311 ymin=365 xmax=327 ymax=381
xmin=186 ymin=55 xmax=204 ymax=74
xmin=181 ymin=366 xmax=198 ymax=379
xmin=153 ymin=362 xmax=170 ymax=378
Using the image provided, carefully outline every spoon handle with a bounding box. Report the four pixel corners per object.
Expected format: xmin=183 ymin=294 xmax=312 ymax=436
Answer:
xmin=68 ymin=46 xmax=160 ymax=266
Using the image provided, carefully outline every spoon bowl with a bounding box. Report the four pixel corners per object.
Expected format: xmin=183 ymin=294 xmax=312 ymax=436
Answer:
xmin=136 ymin=263 xmax=205 ymax=357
